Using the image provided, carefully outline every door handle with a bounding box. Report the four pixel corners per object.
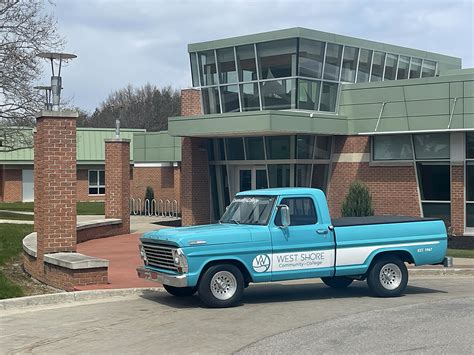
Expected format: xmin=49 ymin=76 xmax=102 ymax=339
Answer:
xmin=316 ymin=229 xmax=328 ymax=235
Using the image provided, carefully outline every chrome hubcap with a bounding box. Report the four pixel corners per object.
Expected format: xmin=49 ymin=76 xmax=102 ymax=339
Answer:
xmin=210 ymin=271 xmax=237 ymax=300
xmin=379 ymin=263 xmax=402 ymax=290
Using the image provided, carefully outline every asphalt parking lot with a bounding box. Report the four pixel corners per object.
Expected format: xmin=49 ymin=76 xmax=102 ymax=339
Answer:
xmin=1 ymin=276 xmax=473 ymax=354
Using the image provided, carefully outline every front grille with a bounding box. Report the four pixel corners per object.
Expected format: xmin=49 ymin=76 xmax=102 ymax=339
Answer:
xmin=142 ymin=243 xmax=178 ymax=272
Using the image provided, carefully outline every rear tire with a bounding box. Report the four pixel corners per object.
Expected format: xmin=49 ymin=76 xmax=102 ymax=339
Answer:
xmin=367 ymin=257 xmax=408 ymax=297
xmin=321 ymin=276 xmax=353 ymax=288
xmin=198 ymin=264 xmax=244 ymax=308
xmin=163 ymin=285 xmax=197 ymax=297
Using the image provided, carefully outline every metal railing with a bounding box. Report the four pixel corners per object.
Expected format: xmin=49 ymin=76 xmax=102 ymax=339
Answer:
xmin=130 ymin=198 xmax=180 ymax=219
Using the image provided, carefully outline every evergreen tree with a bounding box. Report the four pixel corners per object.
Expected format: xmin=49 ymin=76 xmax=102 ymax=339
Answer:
xmin=341 ymin=181 xmax=374 ymax=217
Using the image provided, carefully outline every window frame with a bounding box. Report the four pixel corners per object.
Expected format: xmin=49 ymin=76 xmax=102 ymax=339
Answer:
xmin=88 ymin=169 xmax=105 ymax=196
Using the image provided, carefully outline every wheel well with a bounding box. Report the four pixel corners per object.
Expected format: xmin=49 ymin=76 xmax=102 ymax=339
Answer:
xmin=371 ymin=250 xmax=415 ymax=266
xmin=199 ymin=259 xmax=253 ymax=284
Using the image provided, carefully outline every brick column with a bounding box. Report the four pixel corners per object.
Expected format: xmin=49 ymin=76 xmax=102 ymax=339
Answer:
xmin=105 ymin=139 xmax=131 ymax=235
xmin=180 ymin=89 xmax=210 ymax=226
xmin=35 ymin=111 xmax=78 ymax=264
xmin=451 ymin=165 xmax=465 ymax=236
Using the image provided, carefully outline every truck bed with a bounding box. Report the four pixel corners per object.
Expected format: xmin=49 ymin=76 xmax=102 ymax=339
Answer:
xmin=332 ymin=216 xmax=439 ymax=227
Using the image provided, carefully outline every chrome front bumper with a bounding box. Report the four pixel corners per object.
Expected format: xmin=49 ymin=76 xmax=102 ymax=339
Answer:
xmin=137 ymin=266 xmax=187 ymax=287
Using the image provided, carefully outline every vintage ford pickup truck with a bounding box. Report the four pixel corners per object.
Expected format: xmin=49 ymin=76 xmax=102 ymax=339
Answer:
xmin=137 ymin=188 xmax=447 ymax=307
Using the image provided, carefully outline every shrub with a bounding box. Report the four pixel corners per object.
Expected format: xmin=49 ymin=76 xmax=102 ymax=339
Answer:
xmin=144 ymin=186 xmax=155 ymax=214
xmin=341 ymin=181 xmax=374 ymax=217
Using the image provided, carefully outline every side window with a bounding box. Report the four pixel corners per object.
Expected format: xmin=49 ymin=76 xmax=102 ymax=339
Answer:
xmin=275 ymin=197 xmax=317 ymax=226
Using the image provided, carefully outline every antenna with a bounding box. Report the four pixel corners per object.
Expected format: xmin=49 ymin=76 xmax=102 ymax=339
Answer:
xmin=36 ymin=52 xmax=77 ymax=111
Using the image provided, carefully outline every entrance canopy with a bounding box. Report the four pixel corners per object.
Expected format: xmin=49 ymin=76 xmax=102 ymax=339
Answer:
xmin=168 ymin=110 xmax=348 ymax=137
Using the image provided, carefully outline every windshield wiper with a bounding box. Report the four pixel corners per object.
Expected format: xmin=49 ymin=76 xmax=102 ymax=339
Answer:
xmin=223 ymin=219 xmax=240 ymax=224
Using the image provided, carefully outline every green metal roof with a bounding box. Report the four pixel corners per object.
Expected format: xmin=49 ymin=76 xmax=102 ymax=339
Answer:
xmin=0 ymin=128 xmax=145 ymax=164
xmin=134 ymin=131 xmax=181 ymax=162
xmin=188 ymin=27 xmax=461 ymax=71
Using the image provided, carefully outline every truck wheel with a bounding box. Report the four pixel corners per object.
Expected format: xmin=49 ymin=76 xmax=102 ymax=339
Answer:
xmin=198 ymin=264 xmax=244 ymax=308
xmin=321 ymin=276 xmax=353 ymax=288
xmin=367 ymin=257 xmax=408 ymax=297
xmin=163 ymin=285 xmax=197 ymax=297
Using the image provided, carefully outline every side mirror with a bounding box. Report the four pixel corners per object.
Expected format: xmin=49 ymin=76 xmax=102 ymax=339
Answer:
xmin=279 ymin=204 xmax=291 ymax=228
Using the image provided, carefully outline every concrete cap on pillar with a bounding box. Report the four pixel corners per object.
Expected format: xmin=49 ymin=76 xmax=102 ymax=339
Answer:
xmin=104 ymin=138 xmax=131 ymax=143
xmin=35 ymin=110 xmax=79 ymax=119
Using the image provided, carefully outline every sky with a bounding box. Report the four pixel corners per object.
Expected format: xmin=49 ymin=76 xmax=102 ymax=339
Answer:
xmin=45 ymin=0 xmax=474 ymax=112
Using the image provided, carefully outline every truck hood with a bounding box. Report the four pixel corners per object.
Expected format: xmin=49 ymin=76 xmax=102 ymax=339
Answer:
xmin=140 ymin=223 xmax=252 ymax=247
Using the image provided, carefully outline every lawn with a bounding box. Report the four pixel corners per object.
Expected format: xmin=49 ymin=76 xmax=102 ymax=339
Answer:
xmin=447 ymin=248 xmax=474 ymax=259
xmin=0 ymin=201 xmax=105 ymax=215
xmin=0 ymin=224 xmax=34 ymax=299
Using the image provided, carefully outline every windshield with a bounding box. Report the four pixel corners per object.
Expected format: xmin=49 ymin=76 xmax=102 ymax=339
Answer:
xmin=220 ymin=196 xmax=276 ymax=225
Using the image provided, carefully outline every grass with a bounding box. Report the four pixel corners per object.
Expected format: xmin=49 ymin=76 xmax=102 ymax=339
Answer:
xmin=447 ymin=248 xmax=474 ymax=259
xmin=0 ymin=201 xmax=105 ymax=215
xmin=0 ymin=211 xmax=34 ymax=221
xmin=0 ymin=224 xmax=34 ymax=299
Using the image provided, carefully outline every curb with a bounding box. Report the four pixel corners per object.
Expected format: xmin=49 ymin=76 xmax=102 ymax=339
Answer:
xmin=0 ymin=287 xmax=163 ymax=311
xmin=408 ymin=268 xmax=474 ymax=276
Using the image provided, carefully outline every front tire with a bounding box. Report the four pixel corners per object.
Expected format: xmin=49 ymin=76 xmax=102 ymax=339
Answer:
xmin=367 ymin=257 xmax=408 ymax=297
xmin=321 ymin=276 xmax=353 ymax=288
xmin=163 ymin=285 xmax=197 ymax=297
xmin=198 ymin=264 xmax=244 ymax=308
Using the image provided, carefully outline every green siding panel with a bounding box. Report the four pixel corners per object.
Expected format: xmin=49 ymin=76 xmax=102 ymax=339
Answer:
xmin=403 ymin=83 xmax=449 ymax=101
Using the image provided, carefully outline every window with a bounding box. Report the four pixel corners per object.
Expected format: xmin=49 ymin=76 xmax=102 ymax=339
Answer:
xmin=216 ymin=47 xmax=237 ymax=84
xmin=323 ymin=43 xmax=343 ymax=81
xmin=296 ymin=135 xmax=315 ymax=159
xmin=190 ymin=53 xmax=200 ymax=87
xmin=413 ymin=133 xmax=450 ymax=160
xmin=268 ymin=164 xmax=291 ymax=187
xmin=417 ymin=163 xmax=450 ymax=201
xmin=245 ymin=137 xmax=265 ymax=160
xmin=314 ymin=136 xmax=332 ymax=159
xmin=198 ymin=50 xmax=217 ymax=86
xmin=275 ymin=197 xmax=317 ymax=226
xmin=201 ymin=87 xmax=221 ymax=114
xmin=240 ymin=83 xmax=260 ymax=111
xmin=409 ymin=58 xmax=422 ymax=79
xmin=466 ymin=133 xmax=474 ymax=159
xmin=89 ymin=170 xmax=105 ymax=195
xmin=299 ymin=39 xmax=325 ymax=79
xmin=225 ymin=138 xmax=244 ymax=160
xmin=298 ymin=79 xmax=320 ymax=110
xmin=384 ymin=54 xmax=398 ymax=81
xmin=421 ymin=60 xmax=436 ymax=77
xmin=371 ymin=51 xmax=385 ymax=82
xmin=257 ymin=39 xmax=297 ymax=79
xmin=220 ymin=85 xmax=240 ymax=113
xmin=319 ymin=82 xmax=338 ymax=112
xmin=397 ymin=56 xmax=410 ymax=80
xmin=266 ymin=136 xmax=291 ymax=159
xmin=236 ymin=45 xmax=258 ymax=82
xmin=373 ymin=135 xmax=413 ymax=160
xmin=260 ymin=79 xmax=296 ymax=110
xmin=356 ymin=48 xmax=372 ymax=83
xmin=341 ymin=46 xmax=359 ymax=82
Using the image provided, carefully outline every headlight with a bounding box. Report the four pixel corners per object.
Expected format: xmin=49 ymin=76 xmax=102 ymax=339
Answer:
xmin=172 ymin=248 xmax=188 ymax=273
xmin=138 ymin=244 xmax=147 ymax=264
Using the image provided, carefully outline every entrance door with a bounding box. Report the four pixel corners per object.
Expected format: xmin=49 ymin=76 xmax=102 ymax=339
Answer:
xmin=22 ymin=169 xmax=34 ymax=202
xmin=236 ymin=166 xmax=268 ymax=192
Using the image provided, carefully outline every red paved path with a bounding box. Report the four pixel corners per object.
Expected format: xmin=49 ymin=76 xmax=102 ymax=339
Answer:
xmin=75 ymin=233 xmax=158 ymax=290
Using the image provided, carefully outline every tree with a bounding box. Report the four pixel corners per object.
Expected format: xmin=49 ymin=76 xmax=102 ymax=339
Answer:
xmin=0 ymin=0 xmax=63 ymax=151
xmin=341 ymin=181 xmax=375 ymax=217
xmin=80 ymin=84 xmax=181 ymax=131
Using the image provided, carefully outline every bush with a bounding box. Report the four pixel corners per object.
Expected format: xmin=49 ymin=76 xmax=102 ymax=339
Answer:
xmin=341 ymin=181 xmax=374 ymax=217
xmin=145 ymin=186 xmax=155 ymax=201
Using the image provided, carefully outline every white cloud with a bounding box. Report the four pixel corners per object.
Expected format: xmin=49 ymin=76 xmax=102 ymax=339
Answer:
xmin=47 ymin=0 xmax=473 ymax=111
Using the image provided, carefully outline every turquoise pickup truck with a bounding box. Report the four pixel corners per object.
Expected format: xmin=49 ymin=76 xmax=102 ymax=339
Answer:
xmin=137 ymin=188 xmax=447 ymax=308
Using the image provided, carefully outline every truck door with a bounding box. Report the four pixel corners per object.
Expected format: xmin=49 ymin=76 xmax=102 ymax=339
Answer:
xmin=269 ymin=196 xmax=335 ymax=281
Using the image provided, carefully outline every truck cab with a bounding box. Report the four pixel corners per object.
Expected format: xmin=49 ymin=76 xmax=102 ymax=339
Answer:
xmin=137 ymin=188 xmax=447 ymax=308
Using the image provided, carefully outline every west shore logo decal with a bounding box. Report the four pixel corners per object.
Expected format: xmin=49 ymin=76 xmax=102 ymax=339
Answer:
xmin=252 ymin=254 xmax=271 ymax=273
xmin=252 ymin=250 xmax=335 ymax=273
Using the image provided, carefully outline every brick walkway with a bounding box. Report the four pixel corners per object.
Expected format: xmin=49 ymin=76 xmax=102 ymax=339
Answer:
xmin=75 ymin=233 xmax=156 ymax=290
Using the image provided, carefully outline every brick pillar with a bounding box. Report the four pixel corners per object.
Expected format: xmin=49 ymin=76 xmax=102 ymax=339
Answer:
xmin=35 ymin=111 xmax=78 ymax=265
xmin=180 ymin=89 xmax=210 ymax=226
xmin=105 ymin=139 xmax=131 ymax=235
xmin=451 ymin=165 xmax=465 ymax=236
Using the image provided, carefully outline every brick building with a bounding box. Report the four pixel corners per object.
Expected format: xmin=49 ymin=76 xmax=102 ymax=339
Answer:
xmin=0 ymin=128 xmax=181 ymax=204
xmin=168 ymin=27 xmax=473 ymax=236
